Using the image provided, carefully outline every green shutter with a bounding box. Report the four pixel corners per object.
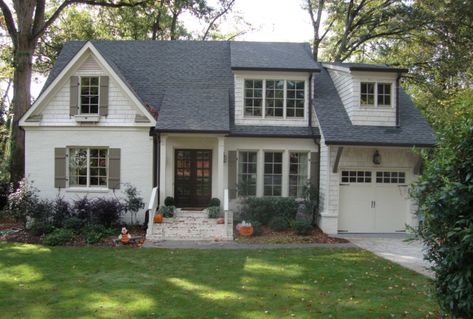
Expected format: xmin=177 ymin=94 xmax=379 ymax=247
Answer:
xmin=99 ymin=76 xmax=109 ymax=116
xmin=310 ymin=151 xmax=319 ymax=191
xmin=108 ymin=148 xmax=121 ymax=189
xmin=54 ymin=148 xmax=67 ymax=188
xmin=69 ymin=76 xmax=79 ymax=116
xmin=228 ymin=151 xmax=237 ymax=199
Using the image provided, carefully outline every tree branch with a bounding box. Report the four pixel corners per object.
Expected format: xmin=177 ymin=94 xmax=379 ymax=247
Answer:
xmin=201 ymin=0 xmax=235 ymax=40
xmin=32 ymin=0 xmax=46 ymax=37
xmin=0 ymin=0 xmax=18 ymax=45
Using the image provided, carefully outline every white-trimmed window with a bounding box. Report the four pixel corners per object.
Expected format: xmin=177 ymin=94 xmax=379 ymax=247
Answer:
xmin=238 ymin=151 xmax=257 ymax=196
xmin=360 ymin=82 xmax=392 ymax=107
xmin=243 ymin=79 xmax=306 ymax=119
xmin=80 ymin=76 xmax=100 ymax=114
xmin=376 ymin=171 xmax=405 ymax=184
xmin=289 ymin=152 xmax=308 ymax=197
xmin=341 ymin=170 xmax=372 ymax=183
xmin=69 ymin=147 xmax=108 ymax=187
xmin=244 ymin=80 xmax=263 ymax=116
xmin=264 ymin=151 xmax=283 ymax=196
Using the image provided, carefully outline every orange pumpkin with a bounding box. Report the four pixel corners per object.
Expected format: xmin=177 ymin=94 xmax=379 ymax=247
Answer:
xmin=154 ymin=213 xmax=163 ymax=223
xmin=216 ymin=218 xmax=225 ymax=224
xmin=239 ymin=226 xmax=254 ymax=236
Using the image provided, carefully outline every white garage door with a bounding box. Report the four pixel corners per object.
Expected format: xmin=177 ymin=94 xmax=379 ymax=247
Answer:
xmin=339 ymin=170 xmax=409 ymax=233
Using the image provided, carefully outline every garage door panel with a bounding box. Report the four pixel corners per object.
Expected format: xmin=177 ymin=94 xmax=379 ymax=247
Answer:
xmin=339 ymin=184 xmax=375 ymax=232
xmin=374 ymin=185 xmax=408 ymax=232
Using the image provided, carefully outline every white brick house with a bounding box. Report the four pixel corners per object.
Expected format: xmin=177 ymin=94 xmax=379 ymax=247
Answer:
xmin=20 ymin=41 xmax=435 ymax=239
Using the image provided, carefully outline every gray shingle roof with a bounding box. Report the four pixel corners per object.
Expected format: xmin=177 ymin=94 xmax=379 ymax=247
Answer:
xmin=230 ymin=125 xmax=319 ymax=138
xmin=230 ymin=42 xmax=320 ymax=71
xmin=313 ymin=67 xmax=436 ymax=147
xmin=323 ymin=62 xmax=408 ymax=73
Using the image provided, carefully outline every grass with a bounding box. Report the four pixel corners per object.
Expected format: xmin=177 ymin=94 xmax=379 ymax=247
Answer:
xmin=0 ymin=242 xmax=438 ymax=318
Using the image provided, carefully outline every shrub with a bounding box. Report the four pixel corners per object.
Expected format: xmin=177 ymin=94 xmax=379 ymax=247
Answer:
xmin=82 ymin=224 xmax=113 ymax=244
xmin=207 ymin=206 xmax=221 ymax=218
xmin=0 ymin=181 xmax=9 ymax=212
xmin=89 ymin=198 xmax=124 ymax=227
xmin=73 ymin=197 xmax=94 ymax=221
xmin=209 ymin=198 xmax=220 ymax=207
xmin=5 ymin=178 xmax=39 ymax=224
xmin=62 ymin=217 xmax=84 ymax=232
xmin=30 ymin=221 xmax=55 ymax=236
xmin=292 ymin=220 xmax=313 ymax=236
xmin=164 ymin=196 xmax=175 ymax=207
xmin=51 ymin=197 xmax=72 ymax=227
xmin=268 ymin=216 xmax=289 ymax=231
xmin=412 ymin=104 xmax=473 ymax=318
xmin=43 ymin=228 xmax=74 ymax=246
xmin=248 ymin=220 xmax=263 ymax=236
xmin=241 ymin=197 xmax=298 ymax=225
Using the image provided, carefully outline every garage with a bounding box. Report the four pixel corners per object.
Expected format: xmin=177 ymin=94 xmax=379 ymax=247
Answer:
xmin=338 ymin=169 xmax=410 ymax=233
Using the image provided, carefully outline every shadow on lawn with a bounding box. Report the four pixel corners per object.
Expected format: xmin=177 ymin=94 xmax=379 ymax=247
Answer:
xmin=0 ymin=243 xmax=436 ymax=318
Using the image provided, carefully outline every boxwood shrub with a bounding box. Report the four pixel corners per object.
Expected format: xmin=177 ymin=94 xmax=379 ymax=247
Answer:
xmin=241 ymin=197 xmax=298 ymax=227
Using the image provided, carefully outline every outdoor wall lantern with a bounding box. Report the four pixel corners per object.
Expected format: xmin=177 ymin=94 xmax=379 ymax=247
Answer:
xmin=372 ymin=150 xmax=382 ymax=165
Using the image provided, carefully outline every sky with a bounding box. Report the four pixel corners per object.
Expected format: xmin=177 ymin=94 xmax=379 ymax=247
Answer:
xmin=25 ymin=0 xmax=314 ymax=98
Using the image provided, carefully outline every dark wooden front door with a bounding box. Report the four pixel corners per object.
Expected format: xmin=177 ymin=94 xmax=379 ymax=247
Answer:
xmin=174 ymin=149 xmax=212 ymax=207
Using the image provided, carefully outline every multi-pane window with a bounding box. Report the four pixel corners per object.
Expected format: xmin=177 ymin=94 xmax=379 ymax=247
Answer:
xmin=377 ymin=83 xmax=391 ymax=106
xmin=286 ymin=80 xmax=305 ymax=117
xmin=244 ymin=80 xmax=263 ymax=116
xmin=238 ymin=151 xmax=257 ymax=196
xmin=265 ymin=80 xmax=284 ymax=117
xmin=361 ymin=82 xmax=392 ymax=107
xmin=289 ymin=152 xmax=308 ymax=197
xmin=69 ymin=147 xmax=108 ymax=187
xmin=80 ymin=77 xmax=99 ymax=114
xmin=360 ymin=82 xmax=375 ymax=106
xmin=341 ymin=171 xmax=372 ymax=183
xmin=264 ymin=152 xmax=283 ymax=196
xmin=376 ymin=171 xmax=405 ymax=184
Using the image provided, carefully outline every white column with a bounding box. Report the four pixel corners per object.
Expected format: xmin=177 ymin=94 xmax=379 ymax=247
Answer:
xmin=159 ymin=135 xmax=167 ymax=207
xmin=217 ymin=136 xmax=225 ymax=204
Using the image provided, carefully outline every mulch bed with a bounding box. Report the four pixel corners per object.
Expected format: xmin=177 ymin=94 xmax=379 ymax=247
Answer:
xmin=235 ymin=224 xmax=348 ymax=244
xmin=0 ymin=219 xmax=146 ymax=247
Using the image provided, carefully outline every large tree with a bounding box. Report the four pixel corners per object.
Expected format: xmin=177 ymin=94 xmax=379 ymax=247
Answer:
xmin=0 ymin=0 xmax=146 ymax=184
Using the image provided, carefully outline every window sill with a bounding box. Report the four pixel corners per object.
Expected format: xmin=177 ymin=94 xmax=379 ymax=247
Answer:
xmin=359 ymin=105 xmax=393 ymax=110
xmin=65 ymin=187 xmax=110 ymax=194
xmin=74 ymin=114 xmax=101 ymax=123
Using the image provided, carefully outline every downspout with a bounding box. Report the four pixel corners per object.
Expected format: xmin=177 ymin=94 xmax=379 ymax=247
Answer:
xmin=396 ymin=72 xmax=401 ymax=127
xmin=150 ymin=129 xmax=161 ymax=203
xmin=309 ymin=73 xmax=321 ymax=194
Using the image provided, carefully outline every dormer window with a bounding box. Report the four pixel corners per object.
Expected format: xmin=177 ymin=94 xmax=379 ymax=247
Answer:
xmin=80 ymin=76 xmax=100 ymax=114
xmin=360 ymin=82 xmax=392 ymax=107
xmin=244 ymin=79 xmax=306 ymax=118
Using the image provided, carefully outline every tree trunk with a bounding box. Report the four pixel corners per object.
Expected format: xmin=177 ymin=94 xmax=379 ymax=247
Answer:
xmin=10 ymin=37 xmax=35 ymax=184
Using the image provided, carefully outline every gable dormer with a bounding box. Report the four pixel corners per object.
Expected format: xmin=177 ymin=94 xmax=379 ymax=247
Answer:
xmin=230 ymin=42 xmax=320 ymax=127
xmin=323 ymin=63 xmax=407 ymax=127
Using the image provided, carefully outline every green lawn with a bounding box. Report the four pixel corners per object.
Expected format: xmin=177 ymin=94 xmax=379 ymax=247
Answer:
xmin=0 ymin=242 xmax=437 ymax=318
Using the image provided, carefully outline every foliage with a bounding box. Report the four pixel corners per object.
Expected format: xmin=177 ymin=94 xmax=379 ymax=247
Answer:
xmin=158 ymin=205 xmax=175 ymax=218
xmin=292 ymin=220 xmax=313 ymax=236
xmin=164 ymin=196 xmax=175 ymax=207
xmin=51 ymin=197 xmax=73 ymax=228
xmin=207 ymin=206 xmax=221 ymax=218
xmin=42 ymin=229 xmax=75 ymax=246
xmin=30 ymin=221 xmax=55 ymax=236
xmin=122 ymin=184 xmax=145 ymax=225
xmin=300 ymin=182 xmax=319 ymax=225
xmin=268 ymin=216 xmax=289 ymax=232
xmin=62 ymin=217 xmax=84 ymax=232
xmin=72 ymin=197 xmax=95 ymax=221
xmin=209 ymin=198 xmax=221 ymax=207
xmin=241 ymin=197 xmax=298 ymax=225
xmin=248 ymin=220 xmax=262 ymax=236
xmin=82 ymin=224 xmax=114 ymax=244
xmin=0 ymin=242 xmax=438 ymax=318
xmin=412 ymin=94 xmax=473 ymax=318
xmin=4 ymin=179 xmax=39 ymax=224
xmin=88 ymin=198 xmax=125 ymax=227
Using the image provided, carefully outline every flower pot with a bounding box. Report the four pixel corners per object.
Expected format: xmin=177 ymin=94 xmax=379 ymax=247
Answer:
xmin=239 ymin=226 xmax=254 ymax=236
xmin=154 ymin=213 xmax=163 ymax=223
xmin=216 ymin=218 xmax=225 ymax=224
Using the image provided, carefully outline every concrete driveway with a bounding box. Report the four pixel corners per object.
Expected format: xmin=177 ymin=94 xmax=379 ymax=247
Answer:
xmin=336 ymin=233 xmax=434 ymax=278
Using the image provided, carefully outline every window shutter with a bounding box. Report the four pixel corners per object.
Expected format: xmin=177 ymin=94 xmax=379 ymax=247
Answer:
xmin=310 ymin=152 xmax=319 ymax=191
xmin=69 ymin=76 xmax=79 ymax=116
xmin=228 ymin=151 xmax=237 ymax=199
xmin=54 ymin=148 xmax=67 ymax=188
xmin=99 ymin=76 xmax=109 ymax=116
xmin=108 ymin=148 xmax=121 ymax=189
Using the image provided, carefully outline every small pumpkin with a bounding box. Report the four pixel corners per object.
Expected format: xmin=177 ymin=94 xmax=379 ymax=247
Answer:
xmin=216 ymin=218 xmax=225 ymax=224
xmin=154 ymin=213 xmax=163 ymax=223
xmin=239 ymin=226 xmax=254 ymax=236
